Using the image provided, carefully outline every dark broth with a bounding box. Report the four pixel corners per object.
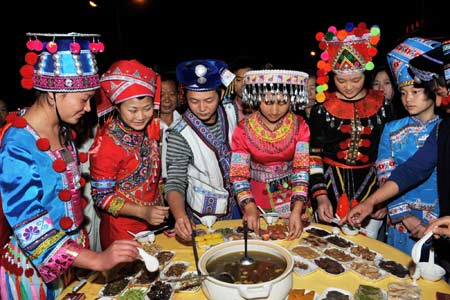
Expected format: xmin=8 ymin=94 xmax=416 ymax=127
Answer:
xmin=206 ymin=251 xmax=287 ymax=284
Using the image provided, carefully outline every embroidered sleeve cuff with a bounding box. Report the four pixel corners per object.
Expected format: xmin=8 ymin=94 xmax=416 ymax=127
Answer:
xmin=37 ymin=238 xmax=82 ymax=283
xmin=108 ymin=196 xmax=126 ymax=216
xmin=312 ymin=189 xmax=328 ymax=199
xmin=239 ymin=198 xmax=256 ymax=211
xmin=290 ymin=195 xmax=307 ymax=205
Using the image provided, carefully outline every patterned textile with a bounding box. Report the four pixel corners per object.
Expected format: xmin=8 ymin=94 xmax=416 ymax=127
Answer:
xmin=89 ymin=117 xmax=161 ymax=249
xmin=377 ymin=116 xmax=440 ymax=254
xmin=230 ymin=111 xmax=310 ymax=218
xmin=181 ymin=105 xmax=238 ymax=218
xmin=309 ymin=90 xmax=391 ymax=215
xmin=0 ymin=115 xmax=88 ymax=299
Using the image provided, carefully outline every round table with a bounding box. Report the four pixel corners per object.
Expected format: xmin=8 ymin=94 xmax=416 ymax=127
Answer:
xmin=60 ymin=220 xmax=450 ymax=299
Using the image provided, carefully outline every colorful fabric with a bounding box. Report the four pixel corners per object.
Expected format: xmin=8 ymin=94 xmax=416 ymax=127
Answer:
xmin=409 ymin=39 xmax=450 ymax=83
xmin=377 ymin=116 xmax=440 ymax=254
xmin=97 ymin=59 xmax=161 ymax=116
xmin=21 ymin=33 xmax=103 ymax=92
xmin=0 ymin=114 xmax=88 ymax=299
xmin=181 ymin=105 xmax=236 ymax=217
xmin=309 ymin=89 xmax=391 ymax=207
xmin=315 ymin=22 xmax=380 ymax=103
xmin=387 ymin=37 xmax=441 ymax=88
xmin=230 ymin=111 xmax=310 ymax=217
xmin=89 ymin=117 xmax=162 ymax=249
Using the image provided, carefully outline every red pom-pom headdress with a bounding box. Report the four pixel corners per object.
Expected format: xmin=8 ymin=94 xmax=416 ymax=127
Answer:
xmin=315 ymin=22 xmax=381 ymax=103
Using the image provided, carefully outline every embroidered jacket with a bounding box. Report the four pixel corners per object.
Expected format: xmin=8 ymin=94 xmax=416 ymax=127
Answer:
xmin=230 ymin=111 xmax=310 ymax=218
xmin=0 ymin=118 xmax=87 ymax=299
xmin=89 ymin=117 xmax=161 ymax=248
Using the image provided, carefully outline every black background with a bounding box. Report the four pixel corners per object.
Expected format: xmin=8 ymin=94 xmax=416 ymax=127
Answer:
xmin=1 ymin=0 xmax=448 ymax=109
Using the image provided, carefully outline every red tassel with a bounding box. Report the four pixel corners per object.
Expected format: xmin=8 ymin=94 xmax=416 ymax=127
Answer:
xmin=336 ymin=193 xmax=350 ymax=219
xmin=15 ymin=276 xmax=22 ymax=300
xmin=39 ymin=279 xmax=46 ymax=300
xmin=147 ymin=118 xmax=160 ymax=141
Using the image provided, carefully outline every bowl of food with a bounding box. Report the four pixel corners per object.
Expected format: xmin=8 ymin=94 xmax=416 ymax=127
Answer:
xmin=341 ymin=225 xmax=359 ymax=236
xmin=262 ymin=212 xmax=279 ymax=226
xmin=418 ymin=262 xmax=445 ymax=281
xmin=198 ymin=240 xmax=293 ymax=300
xmin=135 ymin=231 xmax=155 ymax=244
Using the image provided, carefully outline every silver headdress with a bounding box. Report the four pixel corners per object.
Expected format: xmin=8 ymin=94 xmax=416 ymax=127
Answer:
xmin=242 ymin=69 xmax=309 ymax=111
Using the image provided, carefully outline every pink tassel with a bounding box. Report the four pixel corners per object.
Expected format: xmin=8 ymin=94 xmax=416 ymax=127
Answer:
xmin=29 ymin=276 xmax=38 ymax=300
xmin=0 ymin=265 xmax=8 ymax=300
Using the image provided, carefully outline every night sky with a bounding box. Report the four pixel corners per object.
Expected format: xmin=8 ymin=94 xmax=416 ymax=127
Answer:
xmin=1 ymin=0 xmax=448 ymax=109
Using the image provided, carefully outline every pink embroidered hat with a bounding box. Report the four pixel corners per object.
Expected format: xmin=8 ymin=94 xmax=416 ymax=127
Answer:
xmin=97 ymin=59 xmax=161 ymax=117
xmin=20 ymin=32 xmax=104 ymax=92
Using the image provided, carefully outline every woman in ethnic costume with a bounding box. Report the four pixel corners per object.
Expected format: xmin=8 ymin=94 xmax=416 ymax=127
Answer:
xmin=377 ymin=37 xmax=442 ymax=254
xmin=0 ymin=33 xmax=141 ymax=300
xmin=230 ymin=69 xmax=311 ymax=239
xmin=90 ymin=60 xmax=169 ymax=249
xmin=309 ymin=22 xmax=392 ymax=238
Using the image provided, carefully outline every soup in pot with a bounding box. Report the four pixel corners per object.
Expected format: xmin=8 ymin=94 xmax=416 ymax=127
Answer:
xmin=206 ymin=250 xmax=287 ymax=284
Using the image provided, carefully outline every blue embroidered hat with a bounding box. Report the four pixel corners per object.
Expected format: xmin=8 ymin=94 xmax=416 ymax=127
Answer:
xmin=387 ymin=37 xmax=441 ymax=89
xmin=20 ymin=32 xmax=104 ymax=92
xmin=176 ymin=59 xmax=235 ymax=91
xmin=409 ymin=40 xmax=450 ymax=84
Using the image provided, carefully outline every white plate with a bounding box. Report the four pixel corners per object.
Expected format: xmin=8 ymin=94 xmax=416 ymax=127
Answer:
xmin=375 ymin=259 xmax=410 ymax=279
xmin=98 ymin=277 xmax=131 ymax=298
xmin=354 ymin=285 xmax=388 ymax=300
xmin=304 ymin=225 xmax=332 ymax=237
xmin=174 ymin=271 xmax=202 ymax=293
xmin=322 ymin=246 xmax=357 ymax=264
xmin=318 ymin=287 xmax=353 ymax=300
xmin=349 ymin=245 xmax=383 ymax=262
xmin=325 ymin=235 xmax=355 ymax=249
xmin=290 ymin=245 xmax=322 ymax=260
xmin=160 ymin=261 xmax=190 ymax=280
xmin=292 ymin=255 xmax=319 ymax=276
xmin=313 ymin=257 xmax=349 ymax=276
xmin=350 ymin=261 xmax=389 ymax=281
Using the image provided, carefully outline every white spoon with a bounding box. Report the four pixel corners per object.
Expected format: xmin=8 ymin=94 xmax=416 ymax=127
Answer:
xmin=411 ymin=231 xmax=433 ymax=264
xmin=137 ymin=248 xmax=159 ymax=272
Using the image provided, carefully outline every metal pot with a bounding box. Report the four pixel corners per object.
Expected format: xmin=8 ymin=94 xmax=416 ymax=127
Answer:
xmin=198 ymin=240 xmax=293 ymax=300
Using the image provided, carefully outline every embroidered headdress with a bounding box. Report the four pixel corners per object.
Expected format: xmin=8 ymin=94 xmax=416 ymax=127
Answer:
xmin=387 ymin=37 xmax=441 ymax=89
xmin=242 ymin=69 xmax=309 ymax=111
xmin=176 ymin=59 xmax=235 ymax=92
xmin=409 ymin=39 xmax=450 ymax=84
xmin=315 ymin=22 xmax=381 ymax=102
xmin=20 ymin=32 xmax=104 ymax=92
xmin=97 ymin=59 xmax=161 ymax=117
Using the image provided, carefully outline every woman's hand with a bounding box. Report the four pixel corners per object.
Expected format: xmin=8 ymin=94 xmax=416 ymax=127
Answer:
xmin=287 ymin=202 xmax=303 ymax=240
xmin=78 ymin=239 xmax=141 ymax=272
xmin=316 ymin=195 xmax=334 ymax=223
xmin=174 ymin=214 xmax=195 ymax=241
xmin=244 ymin=203 xmax=260 ymax=236
xmin=144 ymin=205 xmax=170 ymax=225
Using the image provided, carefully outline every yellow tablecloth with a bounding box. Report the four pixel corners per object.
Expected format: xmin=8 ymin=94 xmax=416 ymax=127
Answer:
xmin=60 ymin=220 xmax=450 ymax=299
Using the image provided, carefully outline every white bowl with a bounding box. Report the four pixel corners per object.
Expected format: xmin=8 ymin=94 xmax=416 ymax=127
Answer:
xmin=262 ymin=212 xmax=279 ymax=225
xmin=135 ymin=230 xmax=155 ymax=243
xmin=418 ymin=262 xmax=445 ymax=281
xmin=341 ymin=225 xmax=359 ymax=236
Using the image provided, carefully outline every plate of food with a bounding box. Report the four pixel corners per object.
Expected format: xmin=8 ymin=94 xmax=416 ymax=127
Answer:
xmin=290 ymin=245 xmax=322 ymax=260
xmin=375 ymin=259 xmax=410 ymax=279
xmin=304 ymin=226 xmax=332 ymax=237
xmin=160 ymin=261 xmax=190 ymax=280
xmin=322 ymin=246 xmax=356 ymax=263
xmin=292 ymin=255 xmax=319 ymax=276
xmin=286 ymin=289 xmax=317 ymax=300
xmin=350 ymin=261 xmax=389 ymax=281
xmin=314 ymin=257 xmax=348 ymax=276
xmin=318 ymin=287 xmax=353 ymax=300
xmin=350 ymin=245 xmax=383 ymax=262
